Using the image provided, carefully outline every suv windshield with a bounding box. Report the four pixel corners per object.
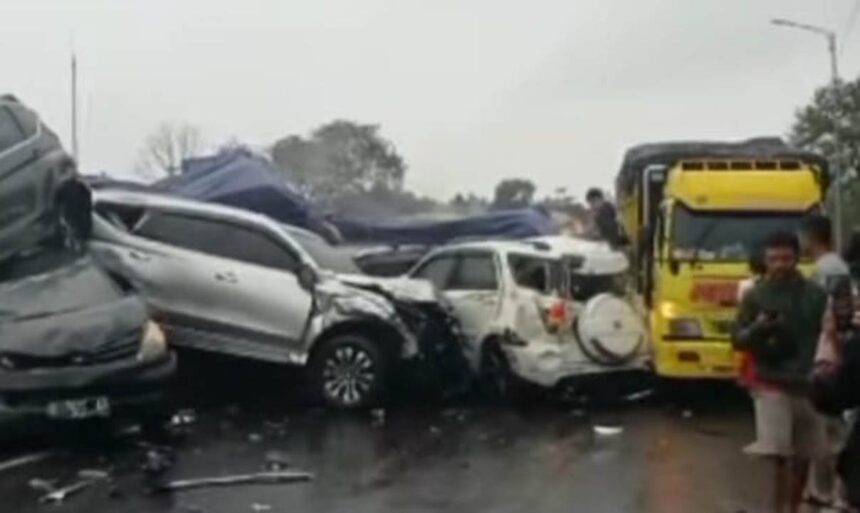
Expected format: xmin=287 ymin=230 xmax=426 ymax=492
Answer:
xmin=284 ymin=226 xmax=361 ymax=274
xmin=671 ymin=205 xmax=805 ymax=261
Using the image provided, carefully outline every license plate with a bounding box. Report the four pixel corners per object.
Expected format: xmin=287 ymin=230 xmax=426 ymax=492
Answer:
xmin=46 ymin=397 xmax=111 ymax=419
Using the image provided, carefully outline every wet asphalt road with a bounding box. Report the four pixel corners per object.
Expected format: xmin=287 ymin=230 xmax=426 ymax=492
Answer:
xmin=0 ymin=352 xmax=767 ymax=513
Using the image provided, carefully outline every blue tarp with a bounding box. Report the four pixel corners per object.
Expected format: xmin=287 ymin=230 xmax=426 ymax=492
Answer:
xmin=333 ymin=207 xmax=556 ymax=246
xmin=156 ymin=150 xmax=324 ymax=233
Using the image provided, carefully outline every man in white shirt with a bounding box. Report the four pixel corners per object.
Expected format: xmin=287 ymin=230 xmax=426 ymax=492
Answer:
xmin=801 ymin=214 xmax=851 ymax=509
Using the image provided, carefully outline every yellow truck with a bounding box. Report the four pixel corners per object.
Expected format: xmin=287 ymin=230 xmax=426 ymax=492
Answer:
xmin=615 ymin=138 xmax=830 ymax=379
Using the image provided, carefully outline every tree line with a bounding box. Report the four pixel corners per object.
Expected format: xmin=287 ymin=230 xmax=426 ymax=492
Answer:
xmin=135 ymin=76 xmax=860 ymax=229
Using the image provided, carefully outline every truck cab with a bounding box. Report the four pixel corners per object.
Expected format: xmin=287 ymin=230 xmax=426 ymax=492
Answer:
xmin=616 ymin=140 xmax=829 ymax=379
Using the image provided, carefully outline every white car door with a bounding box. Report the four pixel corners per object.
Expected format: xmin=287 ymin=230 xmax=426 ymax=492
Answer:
xmin=411 ymin=250 xmax=502 ymax=358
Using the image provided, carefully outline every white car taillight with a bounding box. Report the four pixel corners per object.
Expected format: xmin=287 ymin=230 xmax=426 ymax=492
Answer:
xmin=537 ymin=299 xmax=571 ymax=334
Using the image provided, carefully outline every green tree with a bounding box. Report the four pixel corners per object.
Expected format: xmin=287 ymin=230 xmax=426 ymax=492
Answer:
xmin=271 ymin=121 xmax=406 ymax=203
xmin=789 ymin=79 xmax=860 ymax=240
xmin=492 ymin=178 xmax=536 ymax=209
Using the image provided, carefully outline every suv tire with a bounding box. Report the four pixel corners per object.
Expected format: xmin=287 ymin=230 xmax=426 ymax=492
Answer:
xmin=479 ymin=341 xmax=521 ymax=402
xmin=311 ymin=334 xmax=387 ymax=410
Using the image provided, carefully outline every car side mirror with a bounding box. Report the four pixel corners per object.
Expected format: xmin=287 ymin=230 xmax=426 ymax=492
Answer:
xmin=297 ymin=263 xmax=318 ymax=291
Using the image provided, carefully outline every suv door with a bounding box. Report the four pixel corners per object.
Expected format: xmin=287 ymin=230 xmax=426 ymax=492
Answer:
xmin=94 ymin=204 xmax=312 ymax=362
xmin=412 ymin=250 xmax=502 ymax=344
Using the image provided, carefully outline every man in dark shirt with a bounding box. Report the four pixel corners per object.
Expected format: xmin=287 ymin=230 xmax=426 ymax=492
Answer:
xmin=585 ymin=188 xmax=626 ymax=248
xmin=733 ymin=230 xmax=828 ymax=513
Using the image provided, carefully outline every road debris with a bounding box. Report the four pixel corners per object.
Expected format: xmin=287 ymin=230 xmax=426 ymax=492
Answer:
xmin=248 ymin=433 xmax=264 ymax=443
xmin=141 ymin=446 xmax=176 ymax=478
xmin=681 ymin=409 xmax=694 ymax=419
xmin=155 ymin=470 xmax=313 ymax=492
xmin=39 ymin=477 xmax=99 ymax=504
xmin=370 ymin=408 xmax=386 ymax=427
xmin=78 ymin=469 xmax=111 ymax=480
xmin=624 ymin=389 xmax=655 ymax=402
xmin=263 ymin=450 xmax=291 ymax=471
xmin=0 ymin=451 xmax=53 ymax=474
xmin=429 ymin=425 xmax=442 ymax=437
xmin=592 ymin=425 xmax=624 ymax=437
xmin=171 ymin=409 xmax=197 ymax=427
xmin=251 ymin=503 xmax=272 ymax=512
xmin=28 ymin=478 xmax=58 ymax=493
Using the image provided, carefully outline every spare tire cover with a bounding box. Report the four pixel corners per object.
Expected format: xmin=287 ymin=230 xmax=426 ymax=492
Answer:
xmin=575 ymin=293 xmax=645 ymax=366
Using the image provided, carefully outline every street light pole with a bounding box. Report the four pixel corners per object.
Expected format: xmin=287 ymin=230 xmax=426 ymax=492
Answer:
xmin=772 ymin=18 xmax=844 ymax=248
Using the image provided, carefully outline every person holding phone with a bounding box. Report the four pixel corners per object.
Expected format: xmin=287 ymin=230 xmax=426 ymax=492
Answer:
xmin=733 ymin=230 xmax=828 ymax=513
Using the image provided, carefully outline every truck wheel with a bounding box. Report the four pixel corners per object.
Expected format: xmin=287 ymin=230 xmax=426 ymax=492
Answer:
xmin=312 ymin=335 xmax=387 ymax=410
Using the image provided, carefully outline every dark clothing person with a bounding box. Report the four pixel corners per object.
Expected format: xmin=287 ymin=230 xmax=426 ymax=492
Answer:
xmin=734 ymin=273 xmax=827 ymax=389
xmin=593 ymin=202 xmax=626 ymax=248
xmin=811 ymin=334 xmax=860 ymax=508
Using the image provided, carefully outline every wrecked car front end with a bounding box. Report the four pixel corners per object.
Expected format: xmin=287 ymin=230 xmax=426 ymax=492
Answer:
xmin=332 ymin=275 xmax=474 ymax=397
xmin=0 ymin=251 xmax=175 ymax=427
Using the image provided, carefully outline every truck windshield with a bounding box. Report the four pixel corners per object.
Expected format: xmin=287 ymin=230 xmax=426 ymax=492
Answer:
xmin=671 ymin=205 xmax=805 ymax=261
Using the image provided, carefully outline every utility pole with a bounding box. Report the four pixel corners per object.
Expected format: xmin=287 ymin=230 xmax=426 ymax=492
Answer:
xmin=771 ymin=18 xmax=843 ymax=248
xmin=70 ymin=51 xmax=79 ymax=162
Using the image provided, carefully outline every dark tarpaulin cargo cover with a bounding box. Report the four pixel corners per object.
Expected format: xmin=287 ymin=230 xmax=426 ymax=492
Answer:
xmin=156 ymin=149 xmax=326 ymax=233
xmin=615 ymin=137 xmax=830 ymax=197
xmin=333 ymin=207 xmax=556 ymax=246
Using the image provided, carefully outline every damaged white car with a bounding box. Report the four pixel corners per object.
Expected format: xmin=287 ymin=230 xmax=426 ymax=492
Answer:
xmin=89 ymin=190 xmax=465 ymax=410
xmin=407 ymin=236 xmax=649 ymax=398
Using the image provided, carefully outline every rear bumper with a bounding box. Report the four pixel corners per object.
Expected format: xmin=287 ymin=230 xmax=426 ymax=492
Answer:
xmin=652 ymin=339 xmax=739 ymax=379
xmin=503 ymin=339 xmax=651 ymax=388
xmin=0 ymin=352 xmax=176 ymax=424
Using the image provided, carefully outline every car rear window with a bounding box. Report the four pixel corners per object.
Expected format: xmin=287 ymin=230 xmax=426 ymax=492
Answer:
xmin=507 ymin=254 xmax=563 ymax=295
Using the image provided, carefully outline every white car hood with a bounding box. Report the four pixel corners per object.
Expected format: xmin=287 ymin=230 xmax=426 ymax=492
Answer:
xmin=335 ymin=273 xmax=440 ymax=303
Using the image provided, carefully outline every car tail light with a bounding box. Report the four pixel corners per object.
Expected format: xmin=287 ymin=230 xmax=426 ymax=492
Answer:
xmin=538 ymin=299 xmax=570 ymax=334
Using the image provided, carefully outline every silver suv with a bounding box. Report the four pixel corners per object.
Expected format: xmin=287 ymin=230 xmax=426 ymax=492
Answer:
xmin=89 ymin=190 xmax=462 ymax=409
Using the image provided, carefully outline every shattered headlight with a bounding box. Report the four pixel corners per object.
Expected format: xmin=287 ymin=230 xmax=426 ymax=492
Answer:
xmin=137 ymin=321 xmax=167 ymax=362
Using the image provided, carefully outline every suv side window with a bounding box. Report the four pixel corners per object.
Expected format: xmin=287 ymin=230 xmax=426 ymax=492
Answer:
xmin=136 ymin=212 xmax=298 ymax=271
xmin=508 ymin=254 xmax=561 ymax=294
xmin=412 ymin=254 xmax=458 ymax=290
xmin=449 ymin=252 xmax=498 ymax=291
xmin=0 ymin=106 xmax=25 ymax=154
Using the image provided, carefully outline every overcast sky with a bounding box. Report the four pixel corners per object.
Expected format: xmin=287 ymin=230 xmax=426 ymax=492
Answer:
xmin=4 ymin=0 xmax=860 ymax=200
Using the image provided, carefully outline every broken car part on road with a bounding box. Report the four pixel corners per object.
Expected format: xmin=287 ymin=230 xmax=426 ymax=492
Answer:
xmin=155 ymin=470 xmax=314 ymax=492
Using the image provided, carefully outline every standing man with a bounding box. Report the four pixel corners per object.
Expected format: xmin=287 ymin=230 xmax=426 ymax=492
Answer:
xmin=733 ymin=230 xmax=828 ymax=513
xmin=585 ymin=188 xmax=626 ymax=248
xmin=800 ymin=214 xmax=851 ymax=509
xmin=801 ymin=214 xmax=850 ymax=288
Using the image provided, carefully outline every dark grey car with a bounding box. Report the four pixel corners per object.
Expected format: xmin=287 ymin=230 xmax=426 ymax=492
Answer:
xmin=0 ymin=95 xmax=84 ymax=265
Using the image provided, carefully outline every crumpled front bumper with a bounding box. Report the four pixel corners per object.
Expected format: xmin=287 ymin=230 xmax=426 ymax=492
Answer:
xmin=0 ymin=351 xmax=176 ymax=425
xmin=501 ymin=335 xmax=651 ymax=388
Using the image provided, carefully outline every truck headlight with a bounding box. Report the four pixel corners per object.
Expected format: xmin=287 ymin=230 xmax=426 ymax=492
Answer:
xmin=667 ymin=318 xmax=704 ymax=339
xmin=137 ymin=321 xmax=167 ymax=361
